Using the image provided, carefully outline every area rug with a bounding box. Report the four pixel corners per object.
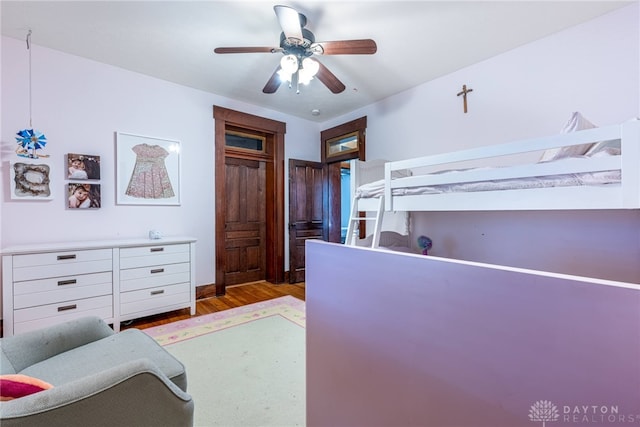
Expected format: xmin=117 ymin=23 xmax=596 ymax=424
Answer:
xmin=144 ymin=296 xmax=306 ymax=427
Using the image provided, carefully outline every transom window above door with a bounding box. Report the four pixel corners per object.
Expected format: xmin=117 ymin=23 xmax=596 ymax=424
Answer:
xmin=225 ymin=130 xmax=265 ymax=152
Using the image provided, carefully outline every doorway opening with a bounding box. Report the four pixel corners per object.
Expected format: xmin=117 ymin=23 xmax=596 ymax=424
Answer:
xmin=320 ymin=116 xmax=368 ymax=243
xmin=340 ymin=162 xmax=351 ymax=243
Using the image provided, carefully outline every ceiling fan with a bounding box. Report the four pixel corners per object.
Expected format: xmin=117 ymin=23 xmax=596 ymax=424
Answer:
xmin=214 ymin=5 xmax=377 ymax=94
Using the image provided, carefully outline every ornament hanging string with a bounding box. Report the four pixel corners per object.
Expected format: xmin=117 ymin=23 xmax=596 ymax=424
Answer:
xmin=27 ymin=29 xmax=32 ymax=128
xmin=15 ymin=29 xmax=48 ymax=158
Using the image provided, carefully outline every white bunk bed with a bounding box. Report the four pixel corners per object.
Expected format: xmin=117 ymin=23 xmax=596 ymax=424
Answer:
xmin=349 ymin=120 xmax=640 ymax=246
xmin=346 ymin=159 xmax=413 ymax=251
xmin=324 ymin=120 xmax=640 ymax=425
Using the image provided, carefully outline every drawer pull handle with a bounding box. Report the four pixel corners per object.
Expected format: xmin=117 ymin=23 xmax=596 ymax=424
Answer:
xmin=150 ymin=247 xmax=164 ymax=252
xmin=150 ymin=268 xmax=165 ymax=274
xmin=57 ymin=254 xmax=77 ymax=260
xmin=150 ymin=290 xmax=165 ymax=296
xmin=58 ymin=279 xmax=77 ymax=286
xmin=58 ymin=304 xmax=77 ymax=312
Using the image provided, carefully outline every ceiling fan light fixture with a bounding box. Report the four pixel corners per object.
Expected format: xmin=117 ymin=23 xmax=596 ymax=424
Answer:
xmin=277 ymin=68 xmax=293 ymax=83
xmin=302 ymin=57 xmax=319 ymax=77
xmin=298 ymin=57 xmax=319 ymax=85
xmin=280 ymin=54 xmax=299 ymax=74
xmin=297 ymin=69 xmax=313 ymax=85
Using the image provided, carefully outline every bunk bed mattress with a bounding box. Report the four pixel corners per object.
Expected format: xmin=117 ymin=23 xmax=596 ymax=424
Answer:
xmin=356 ymin=148 xmax=622 ymax=199
xmin=356 ymin=169 xmax=621 ymax=198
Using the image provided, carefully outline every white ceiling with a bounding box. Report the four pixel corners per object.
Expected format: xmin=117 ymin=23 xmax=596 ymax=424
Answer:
xmin=1 ymin=1 xmax=631 ymax=122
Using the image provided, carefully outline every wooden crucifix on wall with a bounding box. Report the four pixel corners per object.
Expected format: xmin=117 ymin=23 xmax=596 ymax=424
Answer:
xmin=456 ymin=84 xmax=473 ymax=113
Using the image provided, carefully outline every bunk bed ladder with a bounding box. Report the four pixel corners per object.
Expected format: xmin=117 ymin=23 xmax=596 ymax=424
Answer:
xmin=345 ymin=196 xmax=385 ymax=248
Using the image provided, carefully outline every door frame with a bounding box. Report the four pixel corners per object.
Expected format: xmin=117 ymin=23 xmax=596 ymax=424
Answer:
xmin=214 ymin=106 xmax=286 ymax=295
xmin=321 ymin=116 xmax=367 ymax=243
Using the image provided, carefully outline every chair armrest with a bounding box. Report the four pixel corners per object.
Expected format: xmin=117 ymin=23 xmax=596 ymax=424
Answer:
xmin=0 ymin=358 xmax=194 ymax=427
xmin=0 ymin=316 xmax=114 ymax=374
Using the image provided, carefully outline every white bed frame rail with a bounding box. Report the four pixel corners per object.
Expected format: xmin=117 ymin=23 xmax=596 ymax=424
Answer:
xmin=382 ymin=121 xmax=640 ymax=211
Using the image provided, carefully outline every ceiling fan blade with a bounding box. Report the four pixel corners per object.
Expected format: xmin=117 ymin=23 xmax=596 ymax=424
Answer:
xmin=263 ymin=66 xmax=282 ymax=94
xmin=214 ymin=47 xmax=279 ymax=54
xmin=312 ymin=39 xmax=377 ymax=55
xmin=315 ymin=61 xmax=346 ymax=94
xmin=274 ymin=5 xmax=303 ymax=43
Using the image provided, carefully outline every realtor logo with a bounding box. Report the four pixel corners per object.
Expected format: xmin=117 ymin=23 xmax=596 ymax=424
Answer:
xmin=529 ymin=400 xmax=560 ymax=426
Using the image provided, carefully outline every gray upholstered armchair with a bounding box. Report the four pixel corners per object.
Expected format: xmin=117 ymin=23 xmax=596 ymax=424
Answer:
xmin=0 ymin=316 xmax=193 ymax=427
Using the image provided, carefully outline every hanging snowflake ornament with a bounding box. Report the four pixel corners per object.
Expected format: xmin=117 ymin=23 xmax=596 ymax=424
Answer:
xmin=16 ymin=128 xmax=47 ymax=158
xmin=15 ymin=30 xmax=48 ymax=159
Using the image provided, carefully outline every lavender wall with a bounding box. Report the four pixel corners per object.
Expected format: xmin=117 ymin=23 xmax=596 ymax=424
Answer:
xmin=306 ymin=240 xmax=640 ymax=427
xmin=2 ymin=4 xmax=639 ymax=290
xmin=324 ymin=4 xmax=640 ymax=282
xmin=0 ymin=36 xmax=321 ymax=289
xmin=325 ymin=4 xmax=639 ymax=159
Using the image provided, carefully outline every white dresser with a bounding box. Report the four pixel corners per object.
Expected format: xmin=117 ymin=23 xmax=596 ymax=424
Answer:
xmin=2 ymin=237 xmax=196 ymax=336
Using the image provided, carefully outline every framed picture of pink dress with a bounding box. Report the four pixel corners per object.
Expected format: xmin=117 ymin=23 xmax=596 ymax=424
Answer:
xmin=115 ymin=132 xmax=181 ymax=205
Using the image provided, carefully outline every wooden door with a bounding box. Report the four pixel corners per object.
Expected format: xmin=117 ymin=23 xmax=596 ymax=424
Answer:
xmin=289 ymin=159 xmax=326 ymax=283
xmin=224 ymin=157 xmax=266 ymax=285
xmin=214 ymin=106 xmax=286 ymax=296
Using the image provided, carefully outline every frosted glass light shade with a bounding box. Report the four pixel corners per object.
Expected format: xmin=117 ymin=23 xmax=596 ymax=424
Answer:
xmin=280 ymin=54 xmax=299 ymax=74
xmin=302 ymin=57 xmax=319 ymax=77
xmin=277 ymin=68 xmax=293 ymax=83
xmin=298 ymin=58 xmax=319 ymax=85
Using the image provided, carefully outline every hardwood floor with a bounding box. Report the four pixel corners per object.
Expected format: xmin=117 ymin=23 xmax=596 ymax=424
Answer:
xmin=0 ymin=281 xmax=303 ymax=337
xmin=121 ymin=281 xmax=305 ymax=331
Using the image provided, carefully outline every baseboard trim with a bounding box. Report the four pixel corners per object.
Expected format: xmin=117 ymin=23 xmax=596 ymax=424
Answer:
xmin=196 ymin=273 xmax=293 ymax=299
xmin=196 ymin=283 xmax=216 ymax=300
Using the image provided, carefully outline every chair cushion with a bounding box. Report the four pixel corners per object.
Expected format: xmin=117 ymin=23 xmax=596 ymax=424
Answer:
xmin=20 ymin=329 xmax=187 ymax=392
xmin=0 ymin=316 xmax=115 ymax=375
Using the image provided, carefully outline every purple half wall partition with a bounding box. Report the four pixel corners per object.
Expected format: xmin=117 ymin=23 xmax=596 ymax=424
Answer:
xmin=305 ymin=240 xmax=640 ymax=427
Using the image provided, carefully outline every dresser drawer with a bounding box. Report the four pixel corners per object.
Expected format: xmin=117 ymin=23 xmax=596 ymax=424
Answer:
xmin=14 ymin=272 xmax=113 ymax=309
xmin=14 ymin=302 xmax=114 ymax=335
xmin=120 ymin=283 xmax=190 ymax=316
xmin=120 ymin=244 xmax=190 ymax=269
xmin=14 ymin=294 xmax=113 ymax=324
xmin=120 ymin=263 xmax=190 ymax=292
xmin=12 ymin=249 xmax=112 ymax=282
